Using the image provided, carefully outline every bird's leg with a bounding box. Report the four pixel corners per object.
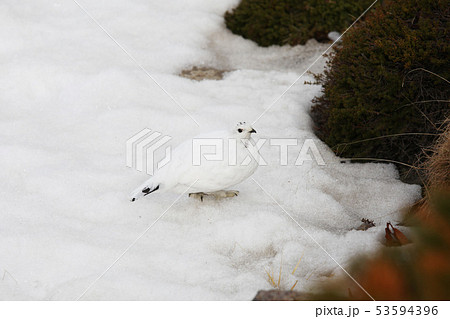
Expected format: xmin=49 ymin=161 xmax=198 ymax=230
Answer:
xmin=189 ymin=192 xmax=207 ymax=202
xmin=189 ymin=190 xmax=239 ymax=201
xmin=211 ymin=190 xmax=239 ymax=198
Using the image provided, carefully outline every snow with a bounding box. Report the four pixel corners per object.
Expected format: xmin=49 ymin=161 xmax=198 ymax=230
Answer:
xmin=0 ymin=0 xmax=421 ymax=300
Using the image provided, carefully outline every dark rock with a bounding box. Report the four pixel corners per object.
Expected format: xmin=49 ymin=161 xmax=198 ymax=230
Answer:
xmin=253 ymin=290 xmax=310 ymax=301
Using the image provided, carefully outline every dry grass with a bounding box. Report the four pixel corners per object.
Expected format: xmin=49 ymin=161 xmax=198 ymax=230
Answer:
xmin=410 ymin=118 xmax=450 ymax=219
xmin=425 ymin=119 xmax=450 ymax=192
xmin=265 ymin=253 xmax=304 ymax=291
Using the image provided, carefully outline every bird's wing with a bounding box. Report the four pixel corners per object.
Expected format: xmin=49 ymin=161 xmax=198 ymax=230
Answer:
xmin=169 ymin=132 xmax=258 ymax=192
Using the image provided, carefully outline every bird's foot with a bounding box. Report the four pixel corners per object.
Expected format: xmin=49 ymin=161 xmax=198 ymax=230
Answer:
xmin=189 ymin=192 xmax=207 ymax=202
xmin=188 ymin=190 xmax=239 ymax=201
xmin=211 ymin=190 xmax=239 ymax=199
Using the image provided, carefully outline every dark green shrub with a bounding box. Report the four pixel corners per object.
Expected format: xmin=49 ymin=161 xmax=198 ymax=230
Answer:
xmin=225 ymin=0 xmax=375 ymax=47
xmin=311 ymin=0 xmax=450 ymax=183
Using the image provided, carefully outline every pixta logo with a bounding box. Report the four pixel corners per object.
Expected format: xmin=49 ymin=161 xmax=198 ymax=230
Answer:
xmin=127 ymin=128 xmax=327 ymax=175
xmin=126 ymin=128 xmax=172 ymax=175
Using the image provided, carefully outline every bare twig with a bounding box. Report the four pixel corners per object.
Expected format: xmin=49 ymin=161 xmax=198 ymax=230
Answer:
xmin=333 ymin=132 xmax=439 ymax=153
xmin=402 ymin=68 xmax=450 ymax=87
xmin=345 ymin=157 xmax=423 ymax=170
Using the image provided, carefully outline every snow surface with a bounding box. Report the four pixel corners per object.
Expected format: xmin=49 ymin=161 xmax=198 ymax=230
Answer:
xmin=0 ymin=0 xmax=421 ymax=300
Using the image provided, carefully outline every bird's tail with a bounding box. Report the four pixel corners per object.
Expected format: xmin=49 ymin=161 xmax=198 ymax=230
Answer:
xmin=129 ymin=180 xmax=160 ymax=202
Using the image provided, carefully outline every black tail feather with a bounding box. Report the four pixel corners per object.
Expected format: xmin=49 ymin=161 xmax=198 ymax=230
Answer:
xmin=142 ymin=184 xmax=160 ymax=197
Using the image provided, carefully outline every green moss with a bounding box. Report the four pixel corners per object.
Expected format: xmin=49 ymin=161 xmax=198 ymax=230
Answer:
xmin=225 ymin=0 xmax=375 ymax=47
xmin=311 ymin=0 xmax=450 ymax=183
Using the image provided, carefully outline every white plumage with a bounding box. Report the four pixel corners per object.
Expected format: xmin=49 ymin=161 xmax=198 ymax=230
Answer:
xmin=130 ymin=122 xmax=259 ymax=201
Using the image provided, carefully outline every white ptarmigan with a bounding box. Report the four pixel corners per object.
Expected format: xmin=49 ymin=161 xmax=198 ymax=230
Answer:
xmin=130 ymin=122 xmax=259 ymax=201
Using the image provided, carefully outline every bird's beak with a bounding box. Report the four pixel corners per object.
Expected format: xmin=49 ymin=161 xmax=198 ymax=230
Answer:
xmin=249 ymin=128 xmax=257 ymax=133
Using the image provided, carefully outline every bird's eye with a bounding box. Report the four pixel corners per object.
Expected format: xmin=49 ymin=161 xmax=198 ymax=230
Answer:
xmin=238 ymin=128 xmax=243 ymax=133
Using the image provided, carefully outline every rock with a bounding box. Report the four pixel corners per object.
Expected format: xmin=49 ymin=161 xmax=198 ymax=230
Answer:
xmin=253 ymin=290 xmax=310 ymax=301
xmin=179 ymin=66 xmax=227 ymax=81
